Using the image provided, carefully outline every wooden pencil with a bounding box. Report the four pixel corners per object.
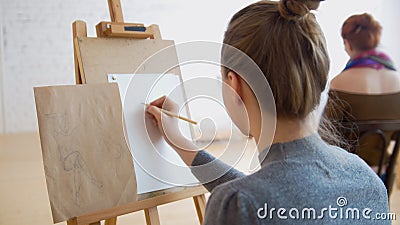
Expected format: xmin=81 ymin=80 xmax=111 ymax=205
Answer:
xmin=143 ymin=103 xmax=198 ymax=125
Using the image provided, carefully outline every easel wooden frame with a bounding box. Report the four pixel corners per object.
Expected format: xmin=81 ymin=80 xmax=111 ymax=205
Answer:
xmin=69 ymin=0 xmax=208 ymax=224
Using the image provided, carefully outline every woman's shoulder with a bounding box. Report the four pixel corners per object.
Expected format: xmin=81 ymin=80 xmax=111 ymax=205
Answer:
xmin=330 ymin=68 xmax=371 ymax=89
xmin=207 ymin=144 xmax=388 ymax=213
xmin=208 ymin=168 xmax=277 ymax=200
xmin=330 ymin=69 xmax=360 ymax=91
xmin=325 ymin=144 xmax=382 ymax=178
xmin=330 ymin=68 xmax=400 ymax=94
xmin=205 ymin=180 xmax=261 ymax=225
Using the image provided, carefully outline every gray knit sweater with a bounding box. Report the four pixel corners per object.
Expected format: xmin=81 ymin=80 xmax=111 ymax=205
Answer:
xmin=190 ymin=134 xmax=390 ymax=224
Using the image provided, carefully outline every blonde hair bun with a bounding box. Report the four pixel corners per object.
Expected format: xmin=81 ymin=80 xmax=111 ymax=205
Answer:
xmin=279 ymin=0 xmax=322 ymax=21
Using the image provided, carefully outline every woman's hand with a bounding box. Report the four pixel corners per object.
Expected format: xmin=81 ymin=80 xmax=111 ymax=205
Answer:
xmin=145 ymin=96 xmax=198 ymax=165
xmin=145 ymin=96 xmax=183 ymax=147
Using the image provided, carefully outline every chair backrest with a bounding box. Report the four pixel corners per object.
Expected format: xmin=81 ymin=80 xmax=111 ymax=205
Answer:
xmin=328 ymin=91 xmax=400 ymax=121
xmin=327 ymin=90 xmax=400 ymax=197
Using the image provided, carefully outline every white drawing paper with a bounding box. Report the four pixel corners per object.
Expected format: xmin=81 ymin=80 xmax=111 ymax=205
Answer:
xmin=108 ymin=73 xmax=199 ymax=194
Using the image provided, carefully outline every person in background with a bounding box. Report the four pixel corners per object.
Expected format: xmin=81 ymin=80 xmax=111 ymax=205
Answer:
xmin=331 ymin=13 xmax=399 ymax=93
xmin=146 ymin=1 xmax=390 ymax=224
xmin=330 ymin=13 xmax=400 ymax=175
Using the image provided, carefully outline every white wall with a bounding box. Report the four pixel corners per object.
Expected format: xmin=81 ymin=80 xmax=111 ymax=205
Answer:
xmin=317 ymin=0 xmax=383 ymax=78
xmin=0 ymin=3 xmax=5 ymax=134
xmin=0 ymin=0 xmax=255 ymax=134
xmin=0 ymin=0 xmax=398 ymax=134
xmin=380 ymin=0 xmax=400 ymax=69
xmin=0 ymin=0 xmax=110 ymax=133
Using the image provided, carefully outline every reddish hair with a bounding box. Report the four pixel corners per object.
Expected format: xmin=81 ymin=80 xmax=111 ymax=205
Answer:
xmin=341 ymin=13 xmax=382 ymax=51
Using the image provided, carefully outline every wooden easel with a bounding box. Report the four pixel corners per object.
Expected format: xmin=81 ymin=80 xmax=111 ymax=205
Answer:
xmin=68 ymin=0 xmax=208 ymax=225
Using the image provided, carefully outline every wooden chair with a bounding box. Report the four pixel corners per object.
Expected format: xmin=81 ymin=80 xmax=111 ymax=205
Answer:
xmin=327 ymin=90 xmax=400 ymax=197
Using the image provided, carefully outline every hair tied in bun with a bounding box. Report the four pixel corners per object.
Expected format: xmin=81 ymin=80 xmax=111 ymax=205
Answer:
xmin=279 ymin=0 xmax=323 ymax=21
xmin=354 ymin=25 xmax=362 ymax=34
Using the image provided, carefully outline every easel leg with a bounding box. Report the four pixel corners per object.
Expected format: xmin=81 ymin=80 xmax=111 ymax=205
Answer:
xmin=397 ymin=153 xmax=400 ymax=189
xmin=149 ymin=24 xmax=162 ymax=40
xmin=67 ymin=219 xmax=78 ymax=225
xmin=193 ymin=194 xmax=206 ymax=224
xmin=144 ymin=207 xmax=161 ymax=225
xmin=72 ymin=20 xmax=87 ymax=84
xmin=105 ymin=217 xmax=117 ymax=225
xmin=107 ymin=0 xmax=124 ymax=23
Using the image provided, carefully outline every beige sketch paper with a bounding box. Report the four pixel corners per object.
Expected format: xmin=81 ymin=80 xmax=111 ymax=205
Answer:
xmin=34 ymin=83 xmax=137 ymax=223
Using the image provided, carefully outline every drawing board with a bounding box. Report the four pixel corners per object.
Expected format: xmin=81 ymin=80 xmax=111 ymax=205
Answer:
xmin=76 ymin=37 xmax=181 ymax=83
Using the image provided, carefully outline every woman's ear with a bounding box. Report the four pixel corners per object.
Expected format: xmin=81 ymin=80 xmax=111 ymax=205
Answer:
xmin=344 ymin=39 xmax=352 ymax=55
xmin=226 ymin=71 xmax=242 ymax=98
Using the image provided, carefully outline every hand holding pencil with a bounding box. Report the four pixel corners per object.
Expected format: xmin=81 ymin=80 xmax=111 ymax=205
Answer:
xmin=145 ymin=96 xmax=199 ymax=165
xmin=143 ymin=103 xmax=197 ymax=125
xmin=145 ymin=96 xmax=197 ymax=153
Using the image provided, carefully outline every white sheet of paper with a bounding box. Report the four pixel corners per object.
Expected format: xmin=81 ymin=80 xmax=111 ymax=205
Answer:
xmin=108 ymin=74 xmax=199 ymax=194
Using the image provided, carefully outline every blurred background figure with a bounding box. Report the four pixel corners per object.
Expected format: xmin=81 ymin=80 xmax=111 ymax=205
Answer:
xmin=328 ymin=13 xmax=400 ymax=197
xmin=331 ymin=13 xmax=399 ymax=93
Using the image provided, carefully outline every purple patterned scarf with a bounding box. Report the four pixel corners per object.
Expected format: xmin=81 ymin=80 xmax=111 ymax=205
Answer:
xmin=344 ymin=49 xmax=396 ymax=71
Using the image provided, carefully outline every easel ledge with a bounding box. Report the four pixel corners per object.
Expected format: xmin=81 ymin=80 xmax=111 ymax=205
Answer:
xmin=67 ymin=186 xmax=207 ymax=225
xmin=69 ymin=0 xmax=208 ymax=225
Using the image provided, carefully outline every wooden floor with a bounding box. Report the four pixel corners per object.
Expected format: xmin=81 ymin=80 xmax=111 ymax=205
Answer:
xmin=0 ymin=132 xmax=399 ymax=225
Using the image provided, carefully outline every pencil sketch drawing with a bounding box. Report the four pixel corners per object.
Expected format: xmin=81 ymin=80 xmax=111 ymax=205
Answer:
xmin=44 ymin=112 xmax=103 ymax=206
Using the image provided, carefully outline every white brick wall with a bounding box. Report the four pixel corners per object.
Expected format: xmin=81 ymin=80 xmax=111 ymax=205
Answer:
xmin=0 ymin=0 xmax=398 ymax=134
xmin=0 ymin=0 xmax=112 ymax=133
xmin=0 ymin=0 xmax=253 ymax=133
xmin=0 ymin=5 xmax=5 ymax=133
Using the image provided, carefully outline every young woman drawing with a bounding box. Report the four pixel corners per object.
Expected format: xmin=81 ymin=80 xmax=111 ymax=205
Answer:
xmin=146 ymin=0 xmax=389 ymax=224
